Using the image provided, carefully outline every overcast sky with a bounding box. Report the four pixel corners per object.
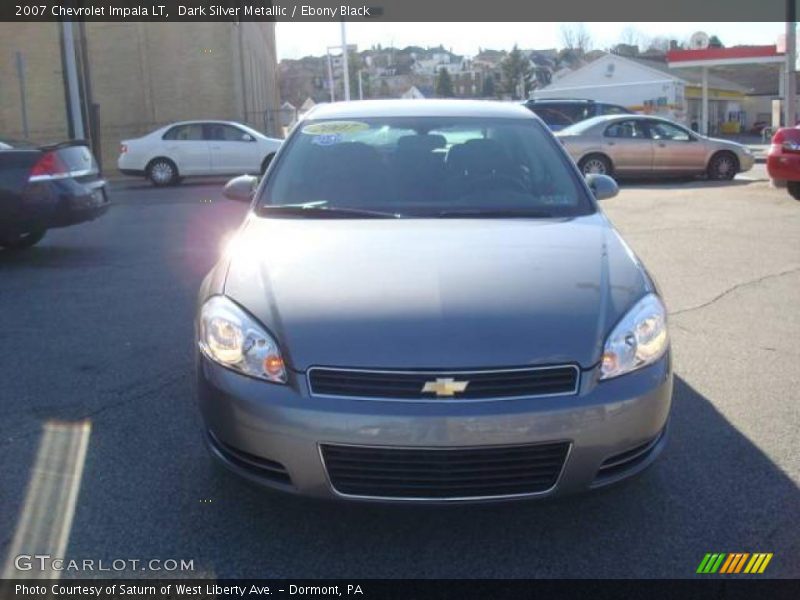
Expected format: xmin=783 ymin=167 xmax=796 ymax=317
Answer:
xmin=276 ymin=22 xmax=787 ymax=60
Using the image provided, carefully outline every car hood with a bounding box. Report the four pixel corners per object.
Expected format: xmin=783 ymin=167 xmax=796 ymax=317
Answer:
xmin=704 ymin=137 xmax=748 ymax=152
xmin=223 ymin=214 xmax=651 ymax=371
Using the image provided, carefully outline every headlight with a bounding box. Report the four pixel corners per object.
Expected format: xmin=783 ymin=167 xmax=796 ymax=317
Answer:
xmin=600 ymin=294 xmax=668 ymax=380
xmin=198 ymin=295 xmax=287 ymax=383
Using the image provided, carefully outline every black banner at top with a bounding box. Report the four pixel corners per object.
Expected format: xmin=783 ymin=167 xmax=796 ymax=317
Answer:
xmin=0 ymin=0 xmax=795 ymax=22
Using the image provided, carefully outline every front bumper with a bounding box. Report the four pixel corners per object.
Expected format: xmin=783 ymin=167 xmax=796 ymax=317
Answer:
xmin=739 ymin=152 xmax=756 ymax=173
xmin=198 ymin=353 xmax=672 ymax=503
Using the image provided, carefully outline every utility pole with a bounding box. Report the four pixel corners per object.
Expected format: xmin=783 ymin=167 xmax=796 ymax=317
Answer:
xmin=340 ymin=21 xmax=350 ymax=101
xmin=786 ymin=0 xmax=797 ymax=126
xmin=326 ymin=51 xmax=336 ymax=102
xmin=61 ymin=21 xmax=85 ymax=139
xmin=358 ymin=70 xmax=363 ymax=100
xmin=14 ymin=52 xmax=29 ymax=139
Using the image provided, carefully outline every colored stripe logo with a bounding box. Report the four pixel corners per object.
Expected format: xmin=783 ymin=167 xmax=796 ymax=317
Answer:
xmin=696 ymin=553 xmax=773 ymax=574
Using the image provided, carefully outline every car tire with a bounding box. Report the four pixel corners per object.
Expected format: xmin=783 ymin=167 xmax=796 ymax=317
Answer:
xmin=0 ymin=230 xmax=46 ymax=250
xmin=146 ymin=158 xmax=179 ymax=186
xmin=707 ymin=152 xmax=738 ymax=181
xmin=787 ymin=181 xmax=800 ymax=200
xmin=579 ymin=154 xmax=613 ymax=177
xmin=261 ymin=153 xmax=275 ymax=175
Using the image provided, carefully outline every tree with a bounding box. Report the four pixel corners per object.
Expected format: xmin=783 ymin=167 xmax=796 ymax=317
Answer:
xmin=561 ymin=23 xmax=592 ymax=58
xmin=645 ymin=36 xmax=671 ymax=54
xmin=501 ymin=45 xmax=533 ymax=100
xmin=436 ymin=67 xmax=455 ymax=98
xmin=618 ymin=26 xmax=642 ymax=50
xmin=481 ymin=73 xmax=496 ymax=98
xmin=709 ymin=35 xmax=724 ymax=48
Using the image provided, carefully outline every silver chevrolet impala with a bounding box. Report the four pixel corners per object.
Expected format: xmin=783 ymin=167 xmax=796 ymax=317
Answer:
xmin=196 ymin=100 xmax=673 ymax=503
xmin=557 ymin=114 xmax=754 ymax=180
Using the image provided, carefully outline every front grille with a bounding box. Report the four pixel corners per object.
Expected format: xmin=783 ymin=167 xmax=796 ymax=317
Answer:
xmin=320 ymin=442 xmax=570 ymax=499
xmin=308 ymin=365 xmax=579 ymax=400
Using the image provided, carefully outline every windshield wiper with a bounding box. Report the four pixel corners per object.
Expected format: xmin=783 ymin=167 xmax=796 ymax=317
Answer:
xmin=435 ymin=209 xmax=555 ymax=219
xmin=259 ymin=203 xmax=403 ymax=219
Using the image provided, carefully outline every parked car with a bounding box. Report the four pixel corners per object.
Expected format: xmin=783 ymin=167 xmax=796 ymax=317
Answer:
xmin=557 ymin=114 xmax=755 ymax=180
xmin=522 ymin=99 xmax=632 ymax=131
xmin=766 ymin=126 xmax=800 ymax=200
xmin=0 ymin=140 xmax=109 ymax=250
xmin=118 ymin=120 xmax=282 ymax=186
xmin=197 ymin=100 xmax=673 ymax=503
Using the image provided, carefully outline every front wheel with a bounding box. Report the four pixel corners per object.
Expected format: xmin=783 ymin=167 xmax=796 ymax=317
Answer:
xmin=147 ymin=158 xmax=179 ymax=186
xmin=0 ymin=230 xmax=46 ymax=250
xmin=787 ymin=181 xmax=800 ymax=200
xmin=707 ymin=152 xmax=738 ymax=181
xmin=579 ymin=154 xmax=612 ymax=177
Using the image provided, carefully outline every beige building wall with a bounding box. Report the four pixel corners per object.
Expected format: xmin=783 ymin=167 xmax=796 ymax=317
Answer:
xmin=0 ymin=23 xmax=69 ymax=143
xmin=0 ymin=22 xmax=281 ymax=174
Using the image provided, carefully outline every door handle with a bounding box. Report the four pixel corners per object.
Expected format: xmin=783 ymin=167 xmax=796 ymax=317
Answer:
xmin=606 ymin=141 xmax=615 ymax=146
xmin=658 ymin=143 xmax=667 ymax=148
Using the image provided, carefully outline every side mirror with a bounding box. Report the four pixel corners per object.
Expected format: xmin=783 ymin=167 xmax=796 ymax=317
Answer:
xmin=585 ymin=173 xmax=618 ymax=200
xmin=242 ymin=133 xmax=254 ymax=142
xmin=223 ymin=175 xmax=258 ymax=202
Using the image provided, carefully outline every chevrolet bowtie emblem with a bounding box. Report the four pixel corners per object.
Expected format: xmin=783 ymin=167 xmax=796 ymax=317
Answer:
xmin=421 ymin=377 xmax=469 ymax=397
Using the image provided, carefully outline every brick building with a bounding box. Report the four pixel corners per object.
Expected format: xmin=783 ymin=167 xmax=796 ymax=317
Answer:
xmin=0 ymin=22 xmax=281 ymax=173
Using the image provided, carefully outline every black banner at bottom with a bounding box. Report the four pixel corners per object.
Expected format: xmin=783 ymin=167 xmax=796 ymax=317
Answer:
xmin=2 ymin=579 xmax=800 ymax=600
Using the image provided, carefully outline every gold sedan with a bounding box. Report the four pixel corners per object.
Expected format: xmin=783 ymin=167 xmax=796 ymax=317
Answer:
xmin=556 ymin=115 xmax=754 ymax=180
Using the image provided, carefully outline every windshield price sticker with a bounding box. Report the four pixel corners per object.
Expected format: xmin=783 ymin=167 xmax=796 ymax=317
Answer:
xmin=302 ymin=121 xmax=370 ymax=136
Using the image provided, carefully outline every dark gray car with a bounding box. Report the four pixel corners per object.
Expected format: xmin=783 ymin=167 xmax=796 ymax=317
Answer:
xmin=196 ymin=100 xmax=672 ymax=503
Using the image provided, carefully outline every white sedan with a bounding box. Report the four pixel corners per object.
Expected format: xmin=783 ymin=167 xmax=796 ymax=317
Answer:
xmin=118 ymin=120 xmax=282 ymax=186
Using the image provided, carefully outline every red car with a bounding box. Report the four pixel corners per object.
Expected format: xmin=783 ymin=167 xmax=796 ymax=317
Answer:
xmin=767 ymin=127 xmax=800 ymax=200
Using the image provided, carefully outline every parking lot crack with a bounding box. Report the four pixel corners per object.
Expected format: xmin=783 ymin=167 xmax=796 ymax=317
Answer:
xmin=671 ymin=266 xmax=800 ymax=316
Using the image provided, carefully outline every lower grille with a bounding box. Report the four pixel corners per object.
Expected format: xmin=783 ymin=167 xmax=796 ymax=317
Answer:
xmin=320 ymin=442 xmax=570 ymax=500
xmin=308 ymin=365 xmax=580 ymax=400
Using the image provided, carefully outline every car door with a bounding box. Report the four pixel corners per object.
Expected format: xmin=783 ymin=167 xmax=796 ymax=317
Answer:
xmin=602 ymin=119 xmax=653 ymax=174
xmin=646 ymin=120 xmax=707 ymax=173
xmin=161 ymin=124 xmax=211 ymax=175
xmin=205 ymin=124 xmax=261 ymax=174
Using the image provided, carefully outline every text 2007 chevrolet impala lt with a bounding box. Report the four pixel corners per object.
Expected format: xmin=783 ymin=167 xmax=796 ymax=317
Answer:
xmin=196 ymin=100 xmax=672 ymax=502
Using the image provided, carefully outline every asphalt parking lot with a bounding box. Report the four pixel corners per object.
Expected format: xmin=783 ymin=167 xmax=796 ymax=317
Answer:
xmin=1 ymin=169 xmax=798 ymax=578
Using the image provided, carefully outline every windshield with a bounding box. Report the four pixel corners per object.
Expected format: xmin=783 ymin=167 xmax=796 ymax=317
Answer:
xmin=258 ymin=117 xmax=593 ymax=218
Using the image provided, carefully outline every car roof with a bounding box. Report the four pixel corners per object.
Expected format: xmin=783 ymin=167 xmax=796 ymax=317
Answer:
xmin=162 ymin=120 xmax=249 ymax=128
xmin=305 ymin=99 xmax=536 ymax=120
xmin=527 ymin=98 xmax=598 ymax=104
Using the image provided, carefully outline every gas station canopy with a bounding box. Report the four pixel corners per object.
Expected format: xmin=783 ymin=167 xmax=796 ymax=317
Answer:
xmin=667 ymin=45 xmax=787 ymax=134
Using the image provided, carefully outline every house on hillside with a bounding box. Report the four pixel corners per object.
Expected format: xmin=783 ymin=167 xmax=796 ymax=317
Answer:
xmin=401 ymin=86 xmax=426 ymax=99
